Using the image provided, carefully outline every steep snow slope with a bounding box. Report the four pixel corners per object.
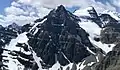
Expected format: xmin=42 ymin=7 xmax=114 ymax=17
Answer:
xmin=79 ymin=21 xmax=115 ymax=53
xmin=2 ymin=32 xmax=28 ymax=70
xmin=80 ymin=21 xmax=115 ymax=53
xmin=2 ymin=32 xmax=43 ymax=70
xmin=74 ymin=7 xmax=92 ymax=17
xmin=2 ymin=32 xmax=44 ymax=70
xmin=74 ymin=8 xmax=116 ymax=53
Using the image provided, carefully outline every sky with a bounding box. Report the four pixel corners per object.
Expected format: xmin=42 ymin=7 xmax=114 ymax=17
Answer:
xmin=0 ymin=0 xmax=120 ymax=26
xmin=0 ymin=0 xmax=12 ymax=14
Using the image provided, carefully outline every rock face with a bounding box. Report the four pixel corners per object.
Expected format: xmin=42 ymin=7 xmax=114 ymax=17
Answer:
xmin=87 ymin=7 xmax=103 ymax=28
xmin=86 ymin=7 xmax=119 ymax=28
xmin=21 ymin=23 xmax=33 ymax=33
xmin=95 ymin=23 xmax=120 ymax=70
xmin=0 ymin=24 xmax=20 ymax=69
xmin=95 ymin=43 xmax=120 ymax=70
xmin=7 ymin=23 xmax=22 ymax=33
xmin=27 ymin=5 xmax=97 ymax=67
xmin=99 ymin=14 xmax=118 ymax=27
xmin=0 ymin=24 xmax=18 ymax=47
xmin=100 ymin=27 xmax=120 ymax=44
xmin=74 ymin=6 xmax=120 ymax=70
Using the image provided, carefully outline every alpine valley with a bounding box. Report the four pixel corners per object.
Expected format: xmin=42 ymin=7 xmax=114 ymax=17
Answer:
xmin=0 ymin=5 xmax=120 ymax=70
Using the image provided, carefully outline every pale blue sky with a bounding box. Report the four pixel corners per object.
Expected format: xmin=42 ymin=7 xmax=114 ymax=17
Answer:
xmin=0 ymin=0 xmax=13 ymax=14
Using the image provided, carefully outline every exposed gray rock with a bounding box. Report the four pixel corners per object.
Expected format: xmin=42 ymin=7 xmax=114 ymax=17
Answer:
xmin=94 ymin=43 xmax=120 ymax=70
xmin=71 ymin=63 xmax=77 ymax=70
xmin=27 ymin=5 xmax=97 ymax=68
xmin=100 ymin=27 xmax=120 ymax=44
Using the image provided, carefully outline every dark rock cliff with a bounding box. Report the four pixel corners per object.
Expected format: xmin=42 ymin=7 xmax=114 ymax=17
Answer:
xmin=27 ymin=5 xmax=97 ymax=67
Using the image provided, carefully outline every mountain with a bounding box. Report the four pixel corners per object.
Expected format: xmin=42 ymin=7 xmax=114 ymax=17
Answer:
xmin=74 ymin=6 xmax=120 ymax=70
xmin=26 ymin=5 xmax=104 ymax=69
xmin=74 ymin=7 xmax=120 ymax=28
xmin=7 ymin=23 xmax=22 ymax=33
xmin=0 ymin=5 xmax=120 ymax=70
xmin=0 ymin=24 xmax=19 ymax=70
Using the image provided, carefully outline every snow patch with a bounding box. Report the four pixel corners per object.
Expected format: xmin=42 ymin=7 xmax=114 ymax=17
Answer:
xmin=29 ymin=18 xmax=47 ymax=32
xmin=89 ymin=37 xmax=115 ymax=53
xmin=74 ymin=8 xmax=91 ymax=17
xmin=87 ymin=62 xmax=95 ymax=66
xmin=96 ymin=56 xmax=99 ymax=62
xmin=87 ymin=47 xmax=96 ymax=55
xmin=63 ymin=63 xmax=73 ymax=70
xmin=49 ymin=62 xmax=60 ymax=70
xmin=79 ymin=60 xmax=86 ymax=70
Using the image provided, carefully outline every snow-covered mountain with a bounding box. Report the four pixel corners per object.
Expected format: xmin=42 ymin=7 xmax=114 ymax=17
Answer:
xmin=0 ymin=5 xmax=120 ymax=70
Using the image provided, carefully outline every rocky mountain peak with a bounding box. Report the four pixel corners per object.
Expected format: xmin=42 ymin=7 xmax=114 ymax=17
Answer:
xmin=100 ymin=14 xmax=118 ymax=27
xmin=24 ymin=5 xmax=99 ymax=69
xmin=87 ymin=6 xmax=98 ymax=17
xmin=0 ymin=25 xmax=4 ymax=30
xmin=86 ymin=7 xmax=103 ymax=27
xmin=6 ymin=22 xmax=22 ymax=33
xmin=8 ymin=23 xmax=18 ymax=28
xmin=47 ymin=5 xmax=80 ymax=23
xmin=56 ymin=5 xmax=66 ymax=12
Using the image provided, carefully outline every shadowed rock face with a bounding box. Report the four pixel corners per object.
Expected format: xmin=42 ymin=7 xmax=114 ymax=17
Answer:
xmin=86 ymin=7 xmax=119 ymax=28
xmin=27 ymin=5 xmax=97 ymax=67
xmin=7 ymin=23 xmax=22 ymax=33
xmin=99 ymin=14 xmax=118 ymax=28
xmin=21 ymin=23 xmax=33 ymax=33
xmin=95 ymin=43 xmax=120 ymax=70
xmin=95 ymin=24 xmax=120 ymax=70
xmin=87 ymin=7 xmax=103 ymax=28
xmin=0 ymin=24 xmax=18 ymax=47
xmin=100 ymin=27 xmax=120 ymax=44
xmin=0 ymin=24 xmax=19 ymax=69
